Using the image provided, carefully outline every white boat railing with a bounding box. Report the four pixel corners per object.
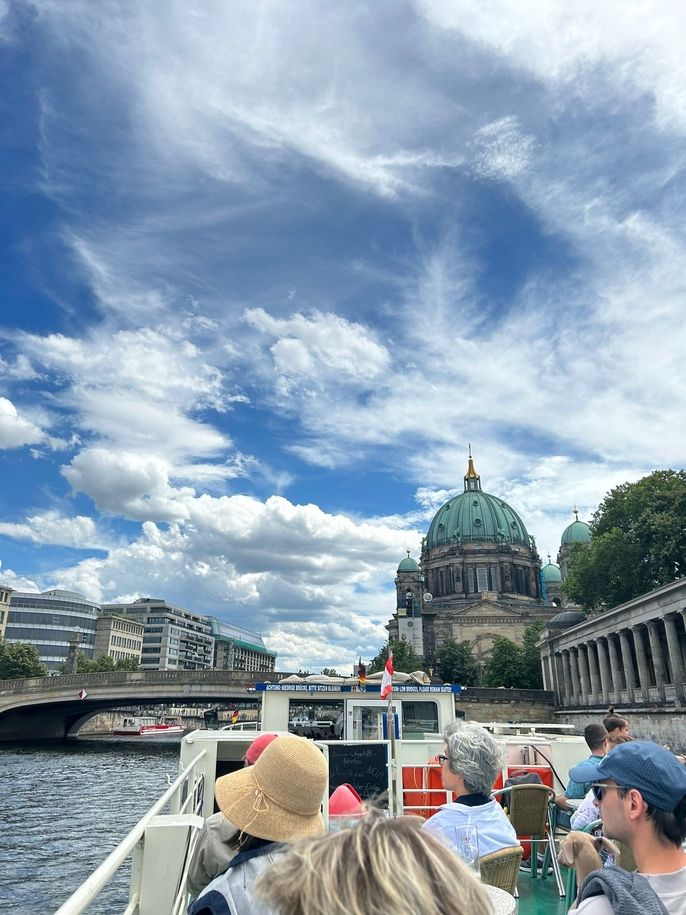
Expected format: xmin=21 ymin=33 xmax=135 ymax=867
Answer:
xmin=54 ymin=749 xmax=208 ymax=915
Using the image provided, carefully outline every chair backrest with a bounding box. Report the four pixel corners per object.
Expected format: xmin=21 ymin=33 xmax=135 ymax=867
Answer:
xmin=507 ymin=784 xmax=551 ymax=837
xmin=480 ymin=845 xmax=523 ymax=895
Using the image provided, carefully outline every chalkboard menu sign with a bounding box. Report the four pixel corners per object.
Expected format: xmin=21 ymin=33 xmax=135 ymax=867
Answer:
xmin=326 ymin=742 xmax=389 ymax=801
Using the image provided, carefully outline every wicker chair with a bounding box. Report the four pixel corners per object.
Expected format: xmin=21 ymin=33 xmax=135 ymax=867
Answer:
xmin=492 ymin=783 xmax=565 ymax=896
xmin=480 ymin=845 xmax=523 ymax=895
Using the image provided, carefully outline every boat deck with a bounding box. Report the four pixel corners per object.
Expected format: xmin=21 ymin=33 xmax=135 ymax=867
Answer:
xmin=516 ymin=873 xmax=568 ymax=915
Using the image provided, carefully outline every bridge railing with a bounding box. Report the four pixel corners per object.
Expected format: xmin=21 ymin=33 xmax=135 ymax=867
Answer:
xmin=53 ymin=748 xmax=208 ymax=915
xmin=0 ymin=668 xmax=289 ymax=694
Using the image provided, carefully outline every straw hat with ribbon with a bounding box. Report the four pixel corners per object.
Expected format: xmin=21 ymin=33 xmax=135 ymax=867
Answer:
xmin=215 ymin=735 xmax=327 ymax=842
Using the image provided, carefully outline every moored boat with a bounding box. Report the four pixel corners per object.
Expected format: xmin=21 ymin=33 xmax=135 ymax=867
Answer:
xmin=112 ymin=715 xmax=184 ymax=737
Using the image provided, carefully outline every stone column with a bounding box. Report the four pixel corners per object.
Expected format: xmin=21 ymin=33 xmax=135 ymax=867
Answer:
xmin=664 ymin=615 xmax=686 ymax=700
xmin=587 ymin=640 xmax=602 ymax=696
xmin=554 ymin=652 xmax=565 ymax=705
xmin=561 ymin=650 xmax=572 ymax=706
xmin=632 ymin=626 xmax=652 ymax=695
xmin=596 ymin=637 xmax=613 ymax=698
xmin=607 ymin=635 xmax=624 ymax=692
xmin=578 ymin=643 xmax=591 ymax=700
xmin=619 ymin=630 xmax=638 ymax=692
xmin=569 ymin=648 xmax=581 ymax=703
xmin=647 ymin=621 xmax=667 ymax=694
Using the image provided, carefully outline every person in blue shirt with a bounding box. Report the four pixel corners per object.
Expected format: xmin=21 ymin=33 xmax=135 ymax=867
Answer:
xmin=555 ymin=723 xmax=608 ymax=829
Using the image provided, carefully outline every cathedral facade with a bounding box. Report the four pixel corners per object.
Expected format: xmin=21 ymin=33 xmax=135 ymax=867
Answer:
xmin=387 ymin=452 xmax=591 ymax=670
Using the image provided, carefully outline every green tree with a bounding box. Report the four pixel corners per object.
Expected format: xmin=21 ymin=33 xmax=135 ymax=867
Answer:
xmin=482 ymin=637 xmax=526 ymax=688
xmin=521 ymin=622 xmax=544 ymax=689
xmin=564 ymin=470 xmax=686 ymax=611
xmin=321 ymin=667 xmax=339 ymax=677
xmin=58 ymin=652 xmax=140 ymax=673
xmin=435 ymin=639 xmax=480 ymax=685
xmin=368 ymin=639 xmax=422 ymax=674
xmin=0 ymin=639 xmax=48 ymax=679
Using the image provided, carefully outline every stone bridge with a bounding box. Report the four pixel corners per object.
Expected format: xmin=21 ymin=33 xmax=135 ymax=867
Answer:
xmin=0 ymin=670 xmax=266 ymax=741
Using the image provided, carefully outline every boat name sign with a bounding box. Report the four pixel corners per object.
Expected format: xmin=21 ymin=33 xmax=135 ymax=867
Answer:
xmin=259 ymin=683 xmax=459 ymax=693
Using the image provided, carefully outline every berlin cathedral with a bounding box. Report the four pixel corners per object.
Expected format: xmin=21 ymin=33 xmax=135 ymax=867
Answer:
xmin=387 ymin=450 xmax=592 ymax=668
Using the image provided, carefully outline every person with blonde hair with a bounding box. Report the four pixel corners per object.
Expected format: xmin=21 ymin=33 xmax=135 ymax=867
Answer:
xmin=255 ymin=810 xmax=492 ymax=915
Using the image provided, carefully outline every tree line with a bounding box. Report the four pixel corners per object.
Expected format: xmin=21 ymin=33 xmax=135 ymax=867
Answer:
xmin=0 ymin=640 xmax=139 ymax=680
xmin=367 ymin=622 xmax=544 ymax=689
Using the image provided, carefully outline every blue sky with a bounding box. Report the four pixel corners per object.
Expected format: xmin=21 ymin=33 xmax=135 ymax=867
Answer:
xmin=1 ymin=1 xmax=685 ymax=671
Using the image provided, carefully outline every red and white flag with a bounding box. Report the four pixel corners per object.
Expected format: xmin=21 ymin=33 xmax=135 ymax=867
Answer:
xmin=380 ymin=649 xmax=394 ymax=700
xmin=78 ymin=688 xmax=88 ymax=700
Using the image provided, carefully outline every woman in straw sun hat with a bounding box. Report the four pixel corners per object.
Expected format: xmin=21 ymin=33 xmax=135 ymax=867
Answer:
xmin=188 ymin=735 xmax=328 ymax=915
xmin=187 ymin=733 xmax=279 ymax=898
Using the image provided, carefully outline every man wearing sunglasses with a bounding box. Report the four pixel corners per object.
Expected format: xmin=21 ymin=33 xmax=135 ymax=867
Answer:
xmin=566 ymin=741 xmax=686 ymax=914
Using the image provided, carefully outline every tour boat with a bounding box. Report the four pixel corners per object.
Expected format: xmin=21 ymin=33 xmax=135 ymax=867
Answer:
xmin=57 ymin=674 xmax=583 ymax=914
xmin=112 ymin=715 xmax=184 ymax=737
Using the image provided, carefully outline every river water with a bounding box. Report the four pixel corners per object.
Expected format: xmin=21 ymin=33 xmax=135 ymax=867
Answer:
xmin=0 ymin=737 xmax=181 ymax=914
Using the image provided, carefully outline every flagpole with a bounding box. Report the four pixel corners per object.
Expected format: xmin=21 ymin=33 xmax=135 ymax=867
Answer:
xmin=384 ymin=641 xmax=398 ymax=816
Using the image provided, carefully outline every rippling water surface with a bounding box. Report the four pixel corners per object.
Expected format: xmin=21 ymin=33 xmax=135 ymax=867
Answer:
xmin=0 ymin=738 xmax=180 ymax=914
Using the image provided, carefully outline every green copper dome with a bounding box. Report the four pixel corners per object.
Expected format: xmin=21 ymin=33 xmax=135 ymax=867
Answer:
xmin=561 ymin=511 xmax=592 ymax=545
xmin=397 ymin=552 xmax=420 ymax=572
xmin=542 ymin=560 xmax=562 ymax=583
xmin=425 ymin=453 xmax=530 ymax=549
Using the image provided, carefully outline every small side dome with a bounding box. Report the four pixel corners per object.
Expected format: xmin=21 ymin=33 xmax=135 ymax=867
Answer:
xmin=542 ymin=560 xmax=562 ymax=584
xmin=548 ymin=610 xmax=585 ymax=629
xmin=561 ymin=509 xmax=592 ymax=545
xmin=397 ymin=552 xmax=420 ymax=573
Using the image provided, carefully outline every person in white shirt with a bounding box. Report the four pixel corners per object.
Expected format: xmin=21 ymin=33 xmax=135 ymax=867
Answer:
xmin=423 ymin=721 xmax=518 ymax=858
xmin=568 ymin=741 xmax=686 ymax=915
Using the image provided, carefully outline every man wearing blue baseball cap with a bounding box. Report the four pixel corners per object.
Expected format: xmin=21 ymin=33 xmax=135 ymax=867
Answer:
xmin=568 ymin=741 xmax=686 ymax=914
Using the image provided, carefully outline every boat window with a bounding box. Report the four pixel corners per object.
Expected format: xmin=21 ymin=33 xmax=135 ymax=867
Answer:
xmin=288 ymin=699 xmax=343 ymax=740
xmin=401 ymin=701 xmax=439 ymax=737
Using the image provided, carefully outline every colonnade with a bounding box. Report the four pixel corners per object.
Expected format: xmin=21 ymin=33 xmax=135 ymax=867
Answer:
xmin=544 ymin=611 xmax=686 ymax=707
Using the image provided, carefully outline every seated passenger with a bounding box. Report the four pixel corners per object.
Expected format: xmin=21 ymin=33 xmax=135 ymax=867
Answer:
xmin=570 ymin=734 xmax=632 ymax=833
xmin=422 ymin=721 xmax=519 ymax=856
xmin=555 ymin=724 xmax=608 ymax=829
xmin=256 ymin=809 xmax=492 ymax=915
xmin=187 ymin=733 xmax=278 ymax=898
xmin=602 ymin=709 xmax=630 ymax=740
xmin=569 ymin=741 xmax=686 ymax=914
xmin=188 ymin=735 xmax=327 ymax=915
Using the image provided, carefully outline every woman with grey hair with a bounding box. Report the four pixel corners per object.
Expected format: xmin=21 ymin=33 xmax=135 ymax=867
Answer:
xmin=423 ymin=721 xmax=519 ymax=857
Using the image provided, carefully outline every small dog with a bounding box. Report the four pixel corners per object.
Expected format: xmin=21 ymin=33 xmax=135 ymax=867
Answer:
xmin=558 ymin=831 xmax=620 ymax=905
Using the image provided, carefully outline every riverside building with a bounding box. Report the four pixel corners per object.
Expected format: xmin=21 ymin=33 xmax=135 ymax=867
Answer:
xmin=5 ymin=588 xmax=100 ymax=672
xmin=93 ymin=613 xmax=144 ymax=665
xmin=0 ymin=583 xmax=11 ymax=640
xmin=207 ymin=617 xmax=276 ymax=673
xmin=101 ymin=598 xmax=214 ymax=670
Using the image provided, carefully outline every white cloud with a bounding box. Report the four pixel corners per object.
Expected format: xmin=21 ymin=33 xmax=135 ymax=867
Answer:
xmin=44 ymin=492 xmax=418 ymax=668
xmin=0 ymin=512 xmax=112 ymax=550
xmin=416 ymin=0 xmax=686 ymax=131
xmin=0 ymin=397 xmax=45 ymax=449
xmin=472 ymin=116 xmax=535 ymax=180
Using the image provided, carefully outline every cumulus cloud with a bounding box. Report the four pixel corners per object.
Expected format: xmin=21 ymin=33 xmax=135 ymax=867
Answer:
xmin=0 ymin=511 xmax=112 ymax=550
xmin=44 ymin=493 xmax=419 ymax=667
xmin=0 ymin=397 xmax=45 ymax=449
